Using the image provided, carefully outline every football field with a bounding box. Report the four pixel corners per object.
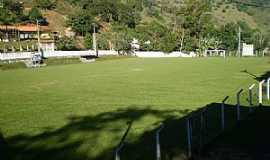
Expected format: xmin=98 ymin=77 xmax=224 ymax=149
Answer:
xmin=0 ymin=57 xmax=269 ymax=160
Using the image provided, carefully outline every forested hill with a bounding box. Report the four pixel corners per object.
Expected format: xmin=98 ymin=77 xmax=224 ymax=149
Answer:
xmin=0 ymin=0 xmax=269 ymax=53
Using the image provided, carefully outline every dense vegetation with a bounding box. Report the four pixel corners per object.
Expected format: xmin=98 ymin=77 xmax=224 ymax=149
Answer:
xmin=62 ymin=0 xmax=269 ymax=54
xmin=1 ymin=0 xmax=269 ymax=54
xmin=0 ymin=0 xmax=48 ymax=24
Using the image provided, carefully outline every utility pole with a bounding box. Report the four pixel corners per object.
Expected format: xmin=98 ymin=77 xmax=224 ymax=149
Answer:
xmin=37 ymin=19 xmax=40 ymax=53
xmin=92 ymin=23 xmax=98 ymax=57
xmin=238 ymin=26 xmax=241 ymax=57
xmin=180 ymin=29 xmax=185 ymax=52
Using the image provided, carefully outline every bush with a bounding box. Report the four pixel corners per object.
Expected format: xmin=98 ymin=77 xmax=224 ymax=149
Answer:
xmin=66 ymin=11 xmax=96 ymax=36
xmin=34 ymin=0 xmax=56 ymax=10
xmin=28 ymin=7 xmax=43 ymax=23
xmin=56 ymin=37 xmax=77 ymax=51
xmin=84 ymin=33 xmax=93 ymax=49
xmin=159 ymin=33 xmax=178 ymax=53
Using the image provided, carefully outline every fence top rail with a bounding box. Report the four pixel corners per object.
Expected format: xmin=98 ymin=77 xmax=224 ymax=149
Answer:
xmin=186 ymin=106 xmax=209 ymax=119
xmin=237 ymin=89 xmax=244 ymax=95
xmin=115 ymin=143 xmax=125 ymax=153
xmin=260 ymin=80 xmax=266 ymax=84
xmin=156 ymin=124 xmax=164 ymax=134
xmin=249 ymin=84 xmax=256 ymax=90
xmin=222 ymin=96 xmax=229 ymax=103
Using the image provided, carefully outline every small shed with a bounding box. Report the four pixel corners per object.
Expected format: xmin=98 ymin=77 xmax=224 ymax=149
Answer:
xmin=242 ymin=43 xmax=254 ymax=56
xmin=40 ymin=39 xmax=55 ymax=52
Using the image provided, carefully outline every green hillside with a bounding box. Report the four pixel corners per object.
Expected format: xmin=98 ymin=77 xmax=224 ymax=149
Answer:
xmin=0 ymin=0 xmax=269 ymax=53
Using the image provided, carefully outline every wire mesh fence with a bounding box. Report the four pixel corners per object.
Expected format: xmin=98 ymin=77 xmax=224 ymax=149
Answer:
xmin=113 ymin=78 xmax=270 ymax=160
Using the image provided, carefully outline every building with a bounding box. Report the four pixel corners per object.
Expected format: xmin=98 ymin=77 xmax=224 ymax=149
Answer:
xmin=0 ymin=24 xmax=55 ymax=52
xmin=0 ymin=24 xmax=50 ymax=41
xmin=242 ymin=43 xmax=254 ymax=56
xmin=40 ymin=39 xmax=55 ymax=52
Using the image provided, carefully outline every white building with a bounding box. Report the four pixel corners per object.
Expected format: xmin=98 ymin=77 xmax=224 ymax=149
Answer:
xmin=40 ymin=40 xmax=55 ymax=52
xmin=242 ymin=43 xmax=254 ymax=56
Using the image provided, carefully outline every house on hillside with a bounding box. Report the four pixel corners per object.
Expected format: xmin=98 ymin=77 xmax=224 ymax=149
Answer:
xmin=0 ymin=24 xmax=51 ymax=41
xmin=0 ymin=24 xmax=55 ymax=52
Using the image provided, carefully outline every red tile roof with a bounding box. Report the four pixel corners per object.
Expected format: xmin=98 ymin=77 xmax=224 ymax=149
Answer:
xmin=0 ymin=24 xmax=50 ymax=32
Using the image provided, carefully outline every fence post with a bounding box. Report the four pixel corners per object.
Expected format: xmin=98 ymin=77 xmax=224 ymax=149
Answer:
xmin=236 ymin=89 xmax=243 ymax=121
xmin=199 ymin=110 xmax=205 ymax=154
xmin=267 ymin=78 xmax=270 ymax=100
xmin=221 ymin=96 xmax=229 ymax=130
xmin=156 ymin=124 xmax=164 ymax=160
xmin=259 ymin=80 xmax=265 ymax=105
xmin=249 ymin=84 xmax=256 ymax=113
xmin=186 ymin=117 xmax=192 ymax=158
xmin=115 ymin=143 xmax=124 ymax=160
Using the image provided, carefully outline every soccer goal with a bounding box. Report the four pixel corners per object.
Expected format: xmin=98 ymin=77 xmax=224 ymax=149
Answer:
xmin=204 ymin=49 xmax=226 ymax=58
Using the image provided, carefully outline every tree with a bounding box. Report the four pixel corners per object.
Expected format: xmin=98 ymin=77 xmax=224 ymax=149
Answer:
xmin=219 ymin=23 xmax=238 ymax=51
xmin=252 ymin=29 xmax=269 ymax=53
xmin=0 ymin=0 xmax=25 ymax=24
xmin=97 ymin=32 xmax=112 ymax=50
xmin=28 ymin=7 xmax=43 ymax=23
xmin=182 ymin=36 xmax=197 ymax=51
xmin=56 ymin=37 xmax=77 ymax=51
xmin=143 ymin=0 xmax=155 ymax=9
xmin=111 ymin=27 xmax=134 ymax=54
xmin=112 ymin=33 xmax=132 ymax=54
xmin=66 ymin=11 xmax=95 ymax=36
xmin=159 ymin=33 xmax=178 ymax=53
xmin=34 ymin=0 xmax=55 ymax=10
xmin=6 ymin=0 xmax=24 ymax=16
xmin=118 ymin=4 xmax=141 ymax=28
xmin=0 ymin=8 xmax=16 ymax=24
xmin=84 ymin=33 xmax=93 ymax=49
xmin=177 ymin=0 xmax=212 ymax=51
xmin=87 ymin=0 xmax=119 ymax=22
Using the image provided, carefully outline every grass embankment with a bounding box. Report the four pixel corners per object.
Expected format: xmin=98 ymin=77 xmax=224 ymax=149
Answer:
xmin=96 ymin=55 xmax=134 ymax=61
xmin=0 ymin=57 xmax=269 ymax=160
xmin=0 ymin=56 xmax=132 ymax=70
xmin=44 ymin=55 xmax=134 ymax=66
xmin=44 ymin=57 xmax=81 ymax=66
xmin=0 ymin=62 xmax=26 ymax=70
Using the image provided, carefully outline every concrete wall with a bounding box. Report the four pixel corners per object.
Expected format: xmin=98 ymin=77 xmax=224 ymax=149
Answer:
xmin=44 ymin=51 xmax=93 ymax=58
xmin=135 ymin=51 xmax=192 ymax=58
xmin=0 ymin=50 xmax=118 ymax=60
xmin=44 ymin=50 xmax=118 ymax=57
xmin=0 ymin=52 xmax=32 ymax=60
xmin=0 ymin=50 xmax=193 ymax=61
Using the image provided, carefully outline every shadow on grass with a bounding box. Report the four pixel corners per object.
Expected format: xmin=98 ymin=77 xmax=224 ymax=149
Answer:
xmin=0 ymin=106 xmax=189 ymax=160
xmin=241 ymin=69 xmax=270 ymax=81
xmin=202 ymin=105 xmax=270 ymax=160
xmin=0 ymin=103 xmax=269 ymax=160
xmin=256 ymin=71 xmax=270 ymax=81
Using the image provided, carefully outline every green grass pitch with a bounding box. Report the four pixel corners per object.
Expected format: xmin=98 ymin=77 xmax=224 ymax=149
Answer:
xmin=0 ymin=57 xmax=269 ymax=160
